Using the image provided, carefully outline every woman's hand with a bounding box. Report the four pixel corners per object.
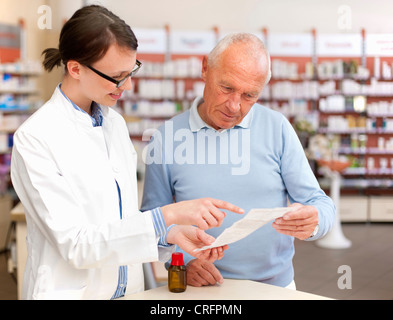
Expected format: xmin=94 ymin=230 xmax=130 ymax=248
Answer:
xmin=161 ymin=198 xmax=244 ymax=230
xmin=166 ymin=225 xmax=228 ymax=262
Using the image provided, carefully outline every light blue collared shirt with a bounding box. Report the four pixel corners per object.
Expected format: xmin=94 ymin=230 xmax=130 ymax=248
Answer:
xmin=189 ymin=96 xmax=253 ymax=132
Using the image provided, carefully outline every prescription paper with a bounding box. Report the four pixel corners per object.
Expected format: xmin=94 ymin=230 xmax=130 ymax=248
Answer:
xmin=194 ymin=207 xmax=296 ymax=252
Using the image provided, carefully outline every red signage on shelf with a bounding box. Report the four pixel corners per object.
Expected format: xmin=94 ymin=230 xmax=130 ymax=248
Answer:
xmin=0 ymin=23 xmax=21 ymax=63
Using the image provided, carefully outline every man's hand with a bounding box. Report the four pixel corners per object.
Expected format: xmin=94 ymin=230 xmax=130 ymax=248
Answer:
xmin=272 ymin=203 xmax=319 ymax=240
xmin=186 ymin=259 xmax=224 ymax=287
xmin=161 ymin=198 xmax=244 ymax=230
xmin=166 ymin=225 xmax=228 ymax=261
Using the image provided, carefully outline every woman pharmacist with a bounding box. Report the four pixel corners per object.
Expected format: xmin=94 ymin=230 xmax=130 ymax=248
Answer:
xmin=10 ymin=5 xmax=243 ymax=300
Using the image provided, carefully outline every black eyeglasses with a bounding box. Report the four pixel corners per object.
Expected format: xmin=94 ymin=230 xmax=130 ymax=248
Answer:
xmin=87 ymin=60 xmax=142 ymax=88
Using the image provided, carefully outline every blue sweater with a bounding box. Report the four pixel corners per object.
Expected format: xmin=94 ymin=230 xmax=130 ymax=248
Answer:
xmin=141 ymin=97 xmax=335 ymax=287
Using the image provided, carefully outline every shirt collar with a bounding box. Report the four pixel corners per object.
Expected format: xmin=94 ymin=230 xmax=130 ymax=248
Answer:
xmin=189 ymin=96 xmax=253 ymax=132
xmin=58 ymin=83 xmax=103 ymax=127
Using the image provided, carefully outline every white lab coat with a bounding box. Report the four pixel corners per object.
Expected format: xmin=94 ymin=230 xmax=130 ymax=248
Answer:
xmin=11 ymin=87 xmax=173 ymax=300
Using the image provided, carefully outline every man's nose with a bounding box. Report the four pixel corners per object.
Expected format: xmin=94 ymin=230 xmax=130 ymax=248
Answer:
xmin=226 ymin=93 xmax=241 ymax=113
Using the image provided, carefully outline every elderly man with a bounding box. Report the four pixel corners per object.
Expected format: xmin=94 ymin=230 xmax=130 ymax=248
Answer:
xmin=141 ymin=33 xmax=335 ymax=289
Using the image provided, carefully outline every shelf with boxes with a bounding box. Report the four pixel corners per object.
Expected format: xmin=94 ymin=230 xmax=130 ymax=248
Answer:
xmin=111 ymin=27 xmax=218 ymax=175
xmin=0 ymin=60 xmax=42 ymax=196
xmin=258 ymin=29 xmax=393 ymax=196
xmin=315 ymin=66 xmax=393 ymax=187
xmin=111 ymin=27 xmax=393 ymax=199
xmin=118 ymin=57 xmax=205 ymax=138
xmin=299 ymin=78 xmax=393 ymax=191
xmin=114 ymin=28 xmax=216 ymax=141
xmin=0 ymin=60 xmax=42 ymax=111
xmin=119 ymin=58 xmax=206 ymax=176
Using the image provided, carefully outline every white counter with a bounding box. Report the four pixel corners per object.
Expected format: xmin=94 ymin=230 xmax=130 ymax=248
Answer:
xmin=120 ymin=278 xmax=332 ymax=300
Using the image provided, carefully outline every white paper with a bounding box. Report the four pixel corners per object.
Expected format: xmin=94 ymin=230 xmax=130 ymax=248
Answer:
xmin=194 ymin=207 xmax=295 ymax=252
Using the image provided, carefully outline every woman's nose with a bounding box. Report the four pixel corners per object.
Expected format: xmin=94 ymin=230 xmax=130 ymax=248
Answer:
xmin=119 ymin=76 xmax=133 ymax=91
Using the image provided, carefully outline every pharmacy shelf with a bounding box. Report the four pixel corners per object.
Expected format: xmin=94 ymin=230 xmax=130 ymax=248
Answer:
xmin=114 ymin=27 xmax=393 ymax=202
xmin=268 ymin=57 xmax=393 ymax=197
xmin=117 ymin=59 xmax=204 ymax=145
xmin=0 ymin=59 xmax=42 ymax=199
xmin=338 ymin=147 xmax=393 ymax=155
xmin=318 ymin=128 xmax=393 ymax=134
xmin=319 ymin=167 xmax=393 ymax=176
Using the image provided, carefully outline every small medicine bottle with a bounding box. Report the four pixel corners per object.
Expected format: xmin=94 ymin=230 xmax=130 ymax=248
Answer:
xmin=168 ymin=252 xmax=187 ymax=293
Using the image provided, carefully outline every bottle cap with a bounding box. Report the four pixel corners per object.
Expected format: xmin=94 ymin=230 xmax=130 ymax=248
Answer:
xmin=171 ymin=252 xmax=184 ymax=266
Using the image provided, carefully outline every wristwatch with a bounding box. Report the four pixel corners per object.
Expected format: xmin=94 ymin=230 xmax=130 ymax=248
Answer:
xmin=308 ymin=224 xmax=319 ymax=239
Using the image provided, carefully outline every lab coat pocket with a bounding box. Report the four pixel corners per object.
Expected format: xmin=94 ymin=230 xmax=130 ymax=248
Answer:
xmin=32 ymin=265 xmax=87 ymax=300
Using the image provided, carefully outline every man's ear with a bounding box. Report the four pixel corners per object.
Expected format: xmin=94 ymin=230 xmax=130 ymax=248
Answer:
xmin=201 ymin=56 xmax=208 ymax=82
xmin=66 ymin=60 xmax=82 ymax=80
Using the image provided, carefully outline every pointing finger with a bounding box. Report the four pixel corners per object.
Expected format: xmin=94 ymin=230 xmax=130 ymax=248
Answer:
xmin=210 ymin=198 xmax=244 ymax=214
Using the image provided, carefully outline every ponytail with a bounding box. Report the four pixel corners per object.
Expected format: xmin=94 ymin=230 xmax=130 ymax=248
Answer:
xmin=42 ymin=48 xmax=62 ymax=72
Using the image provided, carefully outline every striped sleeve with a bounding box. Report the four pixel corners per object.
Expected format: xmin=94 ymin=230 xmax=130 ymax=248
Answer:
xmin=150 ymin=207 xmax=175 ymax=247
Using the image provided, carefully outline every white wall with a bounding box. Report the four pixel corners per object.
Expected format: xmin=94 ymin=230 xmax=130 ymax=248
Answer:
xmin=4 ymin=0 xmax=393 ymax=57
xmin=4 ymin=0 xmax=393 ymax=58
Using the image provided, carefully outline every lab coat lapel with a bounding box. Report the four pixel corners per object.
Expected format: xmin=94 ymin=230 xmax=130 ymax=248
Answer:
xmin=101 ymin=108 xmax=125 ymax=192
xmin=101 ymin=107 xmax=114 ymax=157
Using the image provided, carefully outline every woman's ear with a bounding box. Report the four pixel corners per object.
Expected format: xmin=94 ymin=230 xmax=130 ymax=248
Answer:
xmin=66 ymin=60 xmax=82 ymax=80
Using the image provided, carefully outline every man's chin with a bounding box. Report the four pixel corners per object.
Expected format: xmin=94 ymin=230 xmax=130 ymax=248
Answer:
xmin=217 ymin=119 xmax=239 ymax=130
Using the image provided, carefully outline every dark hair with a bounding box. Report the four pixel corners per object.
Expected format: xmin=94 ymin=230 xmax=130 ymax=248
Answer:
xmin=42 ymin=5 xmax=138 ymax=72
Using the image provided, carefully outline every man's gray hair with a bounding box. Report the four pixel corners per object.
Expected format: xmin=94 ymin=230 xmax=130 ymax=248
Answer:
xmin=207 ymin=32 xmax=271 ymax=85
